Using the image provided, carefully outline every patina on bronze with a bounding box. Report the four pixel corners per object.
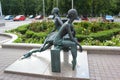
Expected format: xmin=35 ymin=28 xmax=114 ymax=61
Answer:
xmin=22 ymin=7 xmax=63 ymax=59
xmin=51 ymin=9 xmax=82 ymax=72
xmin=22 ymin=8 xmax=82 ymax=72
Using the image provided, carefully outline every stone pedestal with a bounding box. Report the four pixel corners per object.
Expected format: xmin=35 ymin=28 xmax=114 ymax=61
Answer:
xmin=5 ymin=49 xmax=90 ymax=80
xmin=51 ymin=48 xmax=61 ymax=72
xmin=63 ymin=51 xmax=69 ymax=64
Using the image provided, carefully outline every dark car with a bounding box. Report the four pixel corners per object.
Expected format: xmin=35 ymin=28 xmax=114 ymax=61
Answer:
xmin=81 ymin=15 xmax=89 ymax=21
xmin=4 ymin=15 xmax=14 ymax=20
xmin=13 ymin=15 xmax=26 ymax=21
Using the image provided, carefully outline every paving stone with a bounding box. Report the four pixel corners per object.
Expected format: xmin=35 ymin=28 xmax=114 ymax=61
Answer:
xmin=0 ymin=47 xmax=120 ymax=80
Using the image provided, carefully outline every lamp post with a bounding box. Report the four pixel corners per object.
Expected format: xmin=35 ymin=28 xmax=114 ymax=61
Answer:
xmin=56 ymin=0 xmax=58 ymax=7
xmin=0 ymin=1 xmax=3 ymax=16
xmin=43 ymin=0 xmax=45 ymax=20
xmin=72 ymin=0 xmax=74 ymax=9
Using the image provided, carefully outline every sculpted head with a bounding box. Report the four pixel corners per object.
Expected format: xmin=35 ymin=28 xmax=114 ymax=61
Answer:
xmin=67 ymin=9 xmax=78 ymax=20
xmin=52 ymin=7 xmax=59 ymax=15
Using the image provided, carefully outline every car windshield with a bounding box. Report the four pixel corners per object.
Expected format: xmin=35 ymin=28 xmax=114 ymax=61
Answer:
xmin=5 ymin=15 xmax=10 ymax=18
xmin=106 ymin=16 xmax=112 ymax=18
xmin=29 ymin=15 xmax=33 ymax=17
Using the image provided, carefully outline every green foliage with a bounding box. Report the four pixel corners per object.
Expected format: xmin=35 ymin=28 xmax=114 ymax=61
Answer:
xmin=76 ymin=28 xmax=120 ymax=41
xmin=1 ymin=0 xmax=120 ymax=16
xmin=28 ymin=21 xmax=54 ymax=33
xmin=74 ymin=22 xmax=120 ymax=34
xmin=81 ymin=38 xmax=101 ymax=45
xmin=13 ymin=21 xmax=53 ymax=44
xmin=14 ymin=37 xmax=23 ymax=43
xmin=25 ymin=30 xmax=34 ymax=38
xmin=102 ymin=35 xmax=120 ymax=46
xmin=82 ymin=34 xmax=120 ymax=46
xmin=15 ymin=25 xmax=28 ymax=34
xmin=8 ymin=21 xmax=120 ymax=46
xmin=74 ymin=22 xmax=91 ymax=35
xmin=89 ymin=28 xmax=120 ymax=41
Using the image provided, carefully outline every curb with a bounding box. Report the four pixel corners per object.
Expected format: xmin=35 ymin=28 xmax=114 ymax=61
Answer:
xmin=0 ymin=33 xmax=120 ymax=54
xmin=0 ymin=33 xmax=18 ymax=43
xmin=0 ymin=33 xmax=41 ymax=49
xmin=2 ymin=43 xmax=41 ymax=49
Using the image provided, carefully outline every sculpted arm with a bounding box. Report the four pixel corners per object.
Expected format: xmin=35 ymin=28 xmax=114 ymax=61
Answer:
xmin=67 ymin=24 xmax=82 ymax=52
xmin=57 ymin=17 xmax=63 ymax=26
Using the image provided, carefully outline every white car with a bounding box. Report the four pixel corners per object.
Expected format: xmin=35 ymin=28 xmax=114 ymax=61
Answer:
xmin=4 ymin=15 xmax=14 ymax=20
xmin=47 ymin=15 xmax=54 ymax=20
xmin=105 ymin=15 xmax=114 ymax=22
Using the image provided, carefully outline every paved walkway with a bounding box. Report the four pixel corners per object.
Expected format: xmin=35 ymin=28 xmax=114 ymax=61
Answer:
xmin=0 ymin=36 xmax=120 ymax=80
xmin=88 ymin=54 xmax=120 ymax=80
xmin=0 ymin=35 xmax=11 ymax=48
xmin=0 ymin=36 xmax=11 ymax=44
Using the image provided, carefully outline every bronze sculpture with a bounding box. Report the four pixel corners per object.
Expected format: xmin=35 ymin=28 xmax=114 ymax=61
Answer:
xmin=52 ymin=9 xmax=82 ymax=70
xmin=22 ymin=7 xmax=63 ymax=59
xmin=22 ymin=8 xmax=82 ymax=72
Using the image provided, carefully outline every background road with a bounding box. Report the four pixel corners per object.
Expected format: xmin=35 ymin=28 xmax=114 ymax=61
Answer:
xmin=0 ymin=17 xmax=120 ymax=33
xmin=0 ymin=18 xmax=32 ymax=33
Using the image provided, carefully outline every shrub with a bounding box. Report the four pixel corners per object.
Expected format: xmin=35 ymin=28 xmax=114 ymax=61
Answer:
xmin=16 ymin=25 xmax=28 ymax=34
xmin=102 ymin=35 xmax=120 ymax=46
xmin=25 ymin=30 xmax=34 ymax=38
xmin=32 ymin=32 xmax=47 ymax=39
xmin=81 ymin=38 xmax=101 ymax=45
xmin=76 ymin=28 xmax=120 ymax=41
xmin=76 ymin=34 xmax=88 ymax=41
xmin=14 ymin=37 xmax=22 ymax=43
xmin=74 ymin=22 xmax=120 ymax=34
xmin=7 ymin=21 xmax=120 ymax=46
xmin=28 ymin=21 xmax=54 ymax=32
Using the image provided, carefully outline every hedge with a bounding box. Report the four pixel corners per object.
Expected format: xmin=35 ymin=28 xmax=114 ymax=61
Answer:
xmin=76 ymin=28 xmax=120 ymax=41
xmin=15 ymin=24 xmax=28 ymax=34
xmin=8 ymin=21 xmax=120 ymax=45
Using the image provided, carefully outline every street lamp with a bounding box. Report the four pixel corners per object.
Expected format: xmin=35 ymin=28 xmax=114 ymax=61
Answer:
xmin=0 ymin=1 xmax=3 ymax=16
xmin=57 ymin=0 xmax=58 ymax=8
xmin=43 ymin=0 xmax=45 ymax=20
xmin=72 ymin=0 xmax=74 ymax=9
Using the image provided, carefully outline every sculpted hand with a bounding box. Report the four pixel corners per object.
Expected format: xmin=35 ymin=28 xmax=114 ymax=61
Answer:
xmin=79 ymin=45 xmax=83 ymax=52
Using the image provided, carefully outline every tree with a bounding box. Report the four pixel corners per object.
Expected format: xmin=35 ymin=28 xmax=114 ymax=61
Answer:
xmin=0 ymin=0 xmax=120 ymax=16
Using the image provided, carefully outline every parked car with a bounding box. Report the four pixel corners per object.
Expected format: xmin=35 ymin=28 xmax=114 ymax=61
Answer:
xmin=104 ymin=15 xmax=114 ymax=22
xmin=35 ymin=15 xmax=43 ymax=20
xmin=47 ymin=15 xmax=54 ymax=20
xmin=4 ymin=15 xmax=14 ymax=20
xmin=29 ymin=15 xmax=34 ymax=19
xmin=13 ymin=15 xmax=26 ymax=21
xmin=81 ymin=15 xmax=89 ymax=21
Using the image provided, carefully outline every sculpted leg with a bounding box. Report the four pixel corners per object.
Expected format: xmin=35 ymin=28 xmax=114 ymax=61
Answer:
xmin=22 ymin=49 xmax=40 ymax=59
xmin=22 ymin=43 xmax=53 ymax=59
xmin=62 ymin=41 xmax=77 ymax=70
xmin=71 ymin=43 xmax=77 ymax=70
xmin=40 ymin=43 xmax=53 ymax=51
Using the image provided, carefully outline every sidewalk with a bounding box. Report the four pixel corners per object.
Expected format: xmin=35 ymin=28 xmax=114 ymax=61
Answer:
xmin=88 ymin=53 xmax=120 ymax=80
xmin=0 ymin=35 xmax=120 ymax=80
xmin=0 ymin=35 xmax=11 ymax=44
